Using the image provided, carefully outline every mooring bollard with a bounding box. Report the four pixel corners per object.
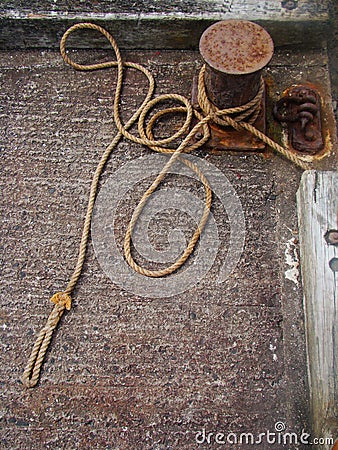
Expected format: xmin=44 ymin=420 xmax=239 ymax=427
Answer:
xmin=192 ymin=20 xmax=274 ymax=152
xmin=199 ymin=20 xmax=274 ymax=109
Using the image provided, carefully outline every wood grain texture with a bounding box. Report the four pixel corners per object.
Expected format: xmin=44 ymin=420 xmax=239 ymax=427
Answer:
xmin=297 ymin=171 xmax=338 ymax=448
xmin=0 ymin=0 xmax=330 ymax=49
xmin=0 ymin=0 xmax=331 ymax=16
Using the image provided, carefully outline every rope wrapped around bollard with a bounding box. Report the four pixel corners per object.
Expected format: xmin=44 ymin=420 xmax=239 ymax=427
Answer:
xmin=22 ymin=22 xmax=311 ymax=388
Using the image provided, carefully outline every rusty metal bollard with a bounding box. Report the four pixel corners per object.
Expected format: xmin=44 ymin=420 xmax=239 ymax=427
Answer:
xmin=199 ymin=20 xmax=274 ymax=109
xmin=192 ymin=20 xmax=274 ymax=152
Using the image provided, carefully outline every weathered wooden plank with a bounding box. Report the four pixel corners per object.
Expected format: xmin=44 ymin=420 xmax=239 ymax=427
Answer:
xmin=0 ymin=0 xmax=330 ymax=17
xmin=297 ymin=171 xmax=338 ymax=449
xmin=0 ymin=0 xmax=330 ymax=49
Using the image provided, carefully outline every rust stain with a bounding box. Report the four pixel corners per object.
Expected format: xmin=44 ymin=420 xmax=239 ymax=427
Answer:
xmin=199 ymin=20 xmax=274 ymax=76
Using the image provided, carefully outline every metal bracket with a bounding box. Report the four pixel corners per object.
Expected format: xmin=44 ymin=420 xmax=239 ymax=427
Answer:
xmin=273 ymin=84 xmax=324 ymax=155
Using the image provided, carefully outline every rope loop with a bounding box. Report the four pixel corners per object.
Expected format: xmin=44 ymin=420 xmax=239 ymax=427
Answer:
xmin=60 ymin=22 xmax=122 ymax=71
xmin=22 ymin=301 xmax=66 ymax=388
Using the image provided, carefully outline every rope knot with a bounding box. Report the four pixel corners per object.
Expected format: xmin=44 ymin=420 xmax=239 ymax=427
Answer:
xmin=50 ymin=292 xmax=72 ymax=310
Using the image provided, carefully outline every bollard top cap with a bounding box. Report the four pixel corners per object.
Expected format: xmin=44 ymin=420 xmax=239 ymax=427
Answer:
xmin=199 ymin=20 xmax=274 ymax=75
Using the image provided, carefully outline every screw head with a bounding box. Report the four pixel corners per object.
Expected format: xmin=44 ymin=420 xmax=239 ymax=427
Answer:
xmin=281 ymin=1 xmax=298 ymax=10
xmin=329 ymin=257 xmax=338 ymax=272
xmin=324 ymin=230 xmax=338 ymax=246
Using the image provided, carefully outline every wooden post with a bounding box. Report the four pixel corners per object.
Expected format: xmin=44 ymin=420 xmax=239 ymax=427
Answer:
xmin=297 ymin=171 xmax=337 ymax=449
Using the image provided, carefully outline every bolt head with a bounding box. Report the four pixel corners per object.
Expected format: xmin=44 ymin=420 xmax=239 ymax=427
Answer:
xmin=329 ymin=257 xmax=338 ymax=272
xmin=324 ymin=230 xmax=338 ymax=246
xmin=281 ymin=1 xmax=298 ymax=10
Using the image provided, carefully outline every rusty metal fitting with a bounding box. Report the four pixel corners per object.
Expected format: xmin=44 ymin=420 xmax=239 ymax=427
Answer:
xmin=192 ymin=20 xmax=274 ymax=153
xmin=273 ymin=85 xmax=324 ymax=155
xmin=199 ymin=20 xmax=274 ymax=109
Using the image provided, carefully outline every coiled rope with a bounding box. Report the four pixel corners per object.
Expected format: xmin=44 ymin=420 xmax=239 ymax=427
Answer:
xmin=22 ymin=22 xmax=310 ymax=388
